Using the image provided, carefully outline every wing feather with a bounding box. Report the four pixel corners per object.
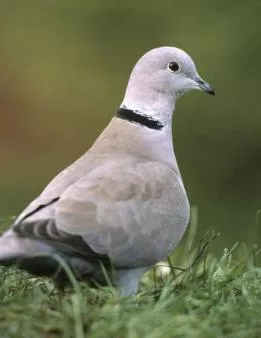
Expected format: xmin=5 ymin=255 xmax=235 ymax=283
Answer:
xmin=12 ymin=158 xmax=189 ymax=268
xmin=55 ymin=160 xmax=189 ymax=267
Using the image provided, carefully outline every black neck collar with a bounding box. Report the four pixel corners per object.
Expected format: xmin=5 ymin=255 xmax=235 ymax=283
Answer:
xmin=116 ymin=107 xmax=164 ymax=130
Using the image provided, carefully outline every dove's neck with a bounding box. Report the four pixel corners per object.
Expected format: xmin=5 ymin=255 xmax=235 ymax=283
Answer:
xmin=115 ymin=99 xmax=178 ymax=168
xmin=121 ymin=90 xmax=176 ymax=130
xmin=90 ymin=91 xmax=180 ymax=171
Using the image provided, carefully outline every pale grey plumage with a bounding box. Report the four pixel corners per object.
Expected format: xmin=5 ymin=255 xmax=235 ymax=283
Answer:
xmin=0 ymin=46 xmax=214 ymax=296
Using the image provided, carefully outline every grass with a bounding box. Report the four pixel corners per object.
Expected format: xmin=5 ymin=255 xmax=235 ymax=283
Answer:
xmin=1 ymin=212 xmax=261 ymax=337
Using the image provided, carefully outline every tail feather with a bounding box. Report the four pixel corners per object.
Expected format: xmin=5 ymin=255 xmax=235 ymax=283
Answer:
xmin=0 ymin=230 xmax=54 ymax=262
xmin=0 ymin=230 xmax=111 ymax=288
xmin=0 ymin=230 xmax=59 ymax=274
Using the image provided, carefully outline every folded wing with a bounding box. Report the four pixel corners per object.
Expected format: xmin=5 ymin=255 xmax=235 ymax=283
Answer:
xmin=10 ymin=158 xmax=189 ymax=269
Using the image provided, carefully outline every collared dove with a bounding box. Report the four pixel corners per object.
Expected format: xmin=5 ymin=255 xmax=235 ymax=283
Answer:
xmin=0 ymin=47 xmax=214 ymax=296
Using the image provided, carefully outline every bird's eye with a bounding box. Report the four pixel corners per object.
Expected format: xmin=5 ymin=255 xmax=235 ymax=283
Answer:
xmin=168 ymin=62 xmax=180 ymax=72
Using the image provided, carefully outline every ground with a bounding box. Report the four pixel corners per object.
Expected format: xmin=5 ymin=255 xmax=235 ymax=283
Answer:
xmin=1 ymin=229 xmax=261 ymax=338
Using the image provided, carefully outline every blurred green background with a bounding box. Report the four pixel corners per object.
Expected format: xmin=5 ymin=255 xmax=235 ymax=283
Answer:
xmin=0 ymin=0 xmax=260 ymax=249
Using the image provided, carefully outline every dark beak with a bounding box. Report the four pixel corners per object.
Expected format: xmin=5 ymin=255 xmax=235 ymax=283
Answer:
xmin=195 ymin=76 xmax=215 ymax=96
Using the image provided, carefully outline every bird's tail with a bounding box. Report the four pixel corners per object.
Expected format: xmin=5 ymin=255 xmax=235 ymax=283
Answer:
xmin=0 ymin=230 xmax=61 ymax=276
xmin=0 ymin=230 xmax=104 ymax=287
xmin=0 ymin=230 xmax=51 ymax=260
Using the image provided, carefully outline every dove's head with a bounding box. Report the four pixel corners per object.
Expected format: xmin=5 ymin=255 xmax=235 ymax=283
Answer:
xmin=122 ymin=47 xmax=214 ymax=121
